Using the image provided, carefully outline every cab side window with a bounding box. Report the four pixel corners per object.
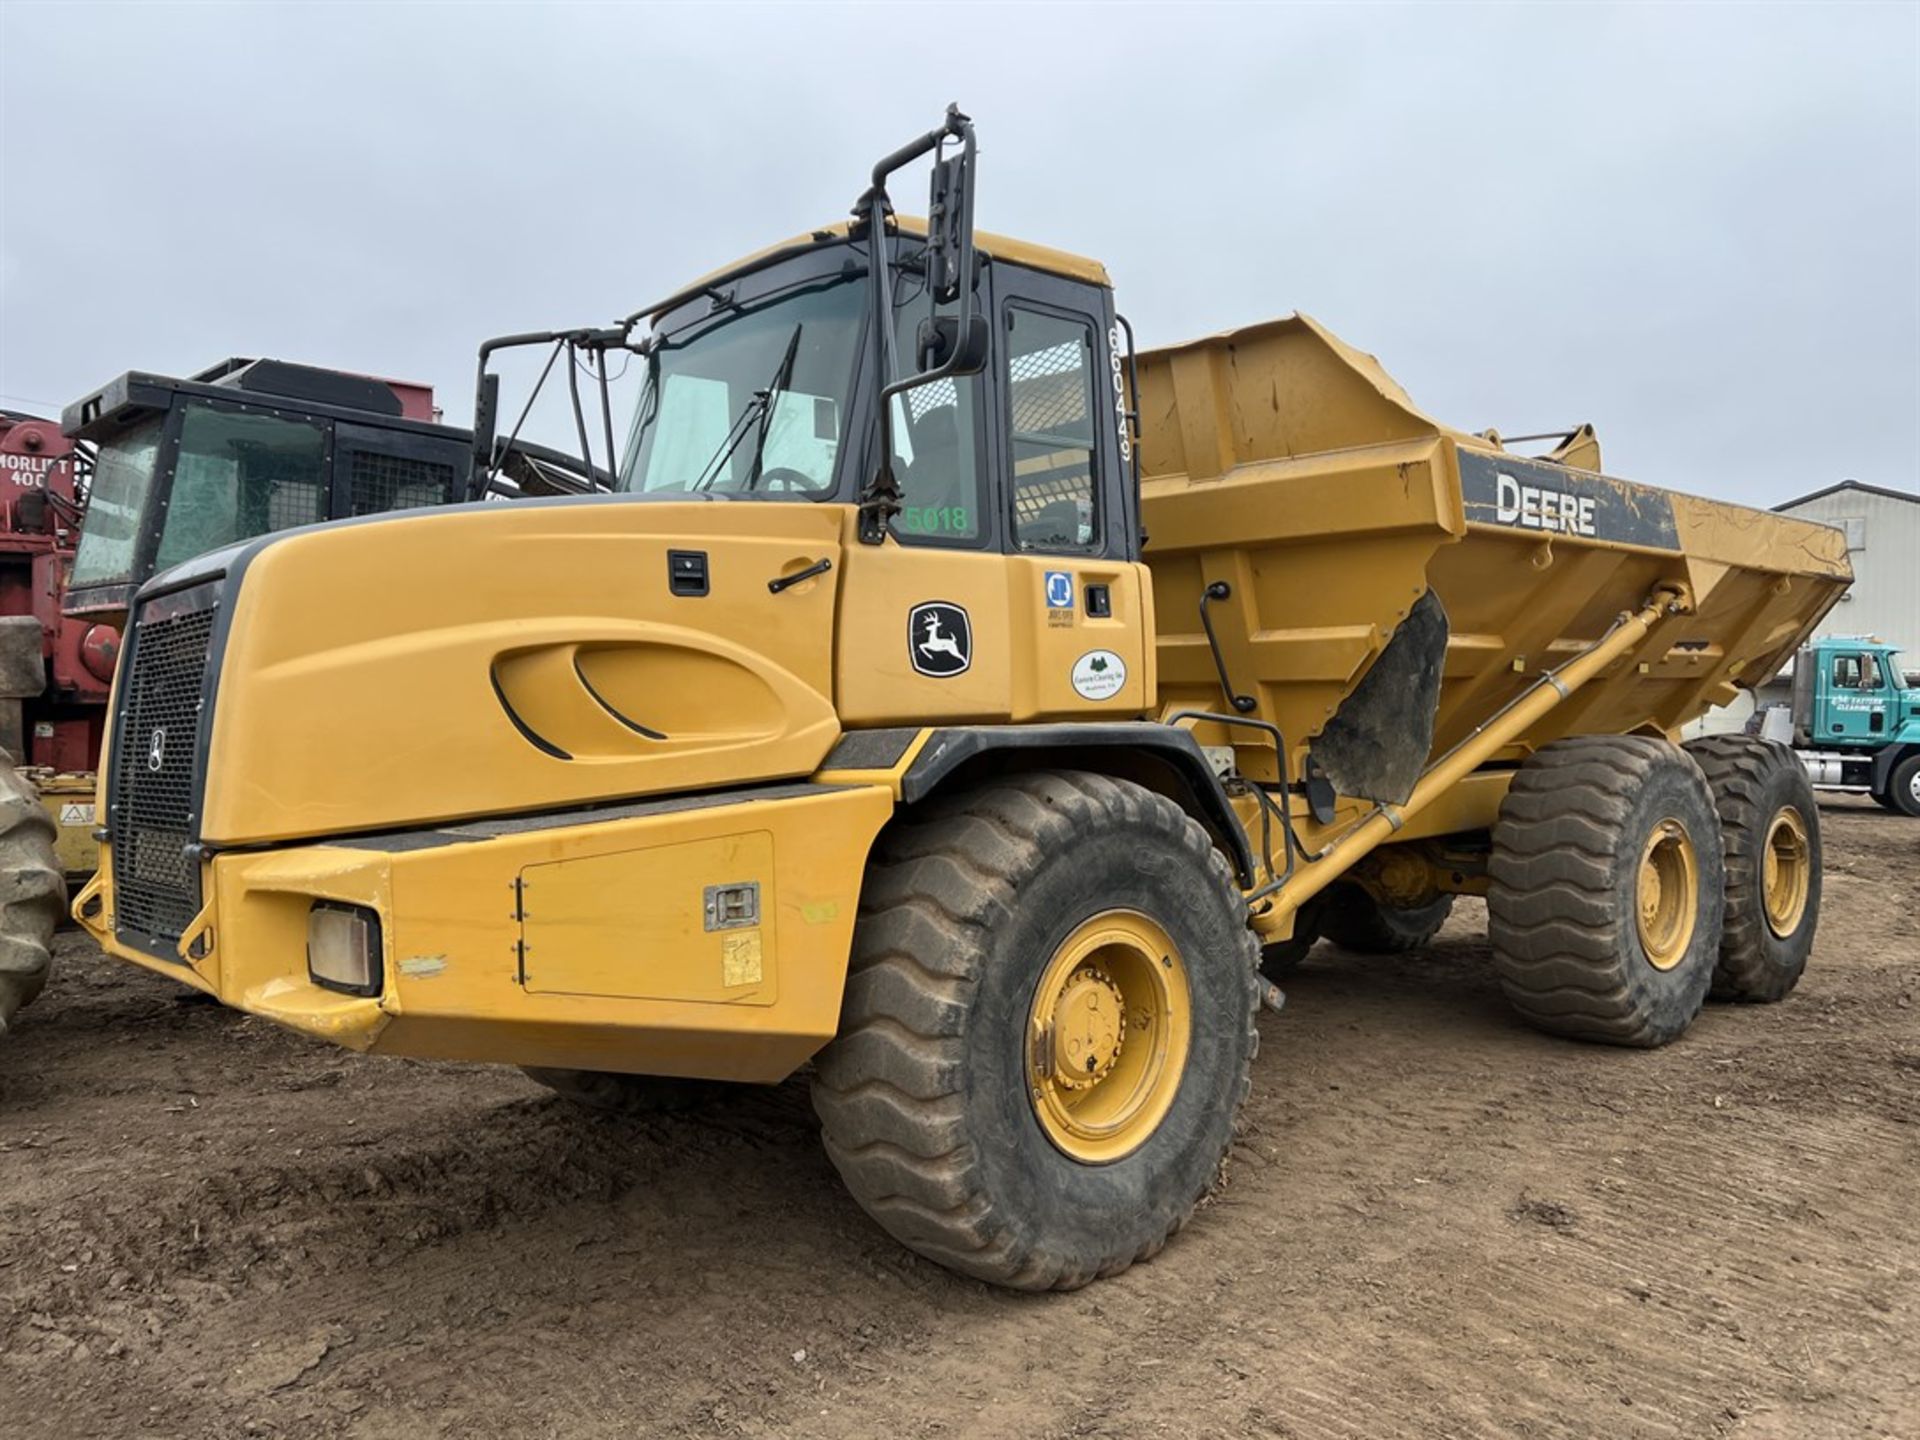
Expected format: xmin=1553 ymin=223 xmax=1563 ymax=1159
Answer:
xmin=890 ymin=301 xmax=983 ymax=543
xmin=1005 ymin=307 xmax=1098 ymax=551
xmin=1834 ymin=653 xmax=1883 ymax=690
xmin=890 ymin=377 xmax=980 ymax=540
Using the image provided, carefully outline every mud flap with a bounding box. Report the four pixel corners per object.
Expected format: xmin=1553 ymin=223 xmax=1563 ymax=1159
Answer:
xmin=1311 ymin=590 xmax=1449 ymax=806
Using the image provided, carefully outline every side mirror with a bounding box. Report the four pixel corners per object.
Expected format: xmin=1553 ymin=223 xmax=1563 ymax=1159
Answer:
xmin=926 ymin=149 xmax=972 ymax=306
xmin=915 ymin=314 xmax=990 ymax=375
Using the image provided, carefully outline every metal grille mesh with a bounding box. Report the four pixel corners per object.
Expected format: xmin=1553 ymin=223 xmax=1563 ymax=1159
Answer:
xmin=1009 ymin=341 xmax=1090 ymax=438
xmin=110 ymin=597 xmax=217 ymax=946
xmin=350 ymin=450 xmax=456 ymax=515
xmin=1013 ymin=469 xmax=1090 ymax=524
xmin=266 ymin=480 xmax=325 ymax=531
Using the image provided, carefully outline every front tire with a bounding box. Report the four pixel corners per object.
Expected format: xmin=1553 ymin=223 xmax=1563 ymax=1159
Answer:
xmin=1887 ymin=753 xmax=1920 ymax=818
xmin=812 ymin=771 xmax=1260 ymax=1291
xmin=1685 ymin=736 xmax=1822 ymax=1001
xmin=0 ymin=765 xmax=63 ymax=1039
xmin=1489 ymin=736 xmax=1724 ymax=1048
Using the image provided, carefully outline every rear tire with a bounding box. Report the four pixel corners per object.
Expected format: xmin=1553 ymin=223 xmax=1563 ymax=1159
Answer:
xmin=812 ymin=771 xmax=1259 ymax=1291
xmin=1685 ymin=736 xmax=1822 ymax=1001
xmin=1888 ymin=753 xmax=1920 ymax=818
xmin=1320 ymin=885 xmax=1454 ymax=955
xmin=521 ymin=1067 xmax=737 ymax=1115
xmin=0 ymin=765 xmax=63 ymax=1039
xmin=1488 ymin=736 xmax=1723 ymax=1048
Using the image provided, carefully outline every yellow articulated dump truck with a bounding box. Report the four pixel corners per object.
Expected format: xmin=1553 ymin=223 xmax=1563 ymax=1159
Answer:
xmin=71 ymin=110 xmax=1849 ymax=1289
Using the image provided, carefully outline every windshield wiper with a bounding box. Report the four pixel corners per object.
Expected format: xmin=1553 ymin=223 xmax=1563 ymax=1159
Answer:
xmin=690 ymin=322 xmax=803 ymax=493
xmin=745 ymin=324 xmax=805 ymax=491
xmin=690 ymin=389 xmax=770 ymax=492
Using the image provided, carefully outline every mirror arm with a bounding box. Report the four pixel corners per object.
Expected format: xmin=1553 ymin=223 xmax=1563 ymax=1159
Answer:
xmin=857 ymin=104 xmax=978 ymax=545
xmin=471 ymin=324 xmax=637 ymax=498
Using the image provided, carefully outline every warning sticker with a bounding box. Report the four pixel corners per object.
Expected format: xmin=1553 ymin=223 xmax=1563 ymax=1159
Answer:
xmin=722 ymin=931 xmax=763 ymax=988
xmin=58 ymin=802 xmax=94 ymax=827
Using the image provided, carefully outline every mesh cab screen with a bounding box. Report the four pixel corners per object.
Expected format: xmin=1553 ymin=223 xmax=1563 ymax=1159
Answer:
xmin=350 ymin=450 xmax=456 ymax=515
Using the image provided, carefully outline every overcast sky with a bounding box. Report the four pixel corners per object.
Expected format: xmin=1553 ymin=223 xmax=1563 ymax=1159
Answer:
xmin=2 ymin=2 xmax=1914 ymax=507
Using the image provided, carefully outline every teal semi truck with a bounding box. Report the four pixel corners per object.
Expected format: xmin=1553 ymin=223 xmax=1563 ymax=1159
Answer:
xmin=1785 ymin=636 xmax=1920 ymax=816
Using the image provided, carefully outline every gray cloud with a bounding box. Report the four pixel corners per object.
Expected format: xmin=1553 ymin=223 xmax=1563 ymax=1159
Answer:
xmin=2 ymin=1 xmax=1913 ymax=506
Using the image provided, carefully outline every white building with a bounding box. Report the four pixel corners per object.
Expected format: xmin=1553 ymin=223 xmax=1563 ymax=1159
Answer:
xmin=1775 ymin=480 xmax=1920 ymax=663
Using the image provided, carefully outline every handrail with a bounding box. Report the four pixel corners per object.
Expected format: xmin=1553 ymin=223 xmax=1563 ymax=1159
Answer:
xmin=1250 ymin=585 xmax=1688 ymax=938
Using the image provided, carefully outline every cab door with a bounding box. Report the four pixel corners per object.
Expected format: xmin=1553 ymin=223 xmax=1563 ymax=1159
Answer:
xmin=1825 ymin=649 xmax=1892 ymax=742
xmin=992 ymin=265 xmax=1150 ymax=720
xmin=834 ymin=260 xmax=1020 ymax=725
xmin=834 ymin=259 xmax=1150 ymax=726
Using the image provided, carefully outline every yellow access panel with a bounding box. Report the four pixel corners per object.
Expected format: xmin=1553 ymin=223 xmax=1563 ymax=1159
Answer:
xmin=518 ymin=831 xmax=776 ymax=1005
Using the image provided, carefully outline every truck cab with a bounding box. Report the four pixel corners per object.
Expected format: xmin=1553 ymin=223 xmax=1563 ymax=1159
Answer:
xmin=62 ymin=358 xmax=471 ymax=624
xmin=1792 ymin=636 xmax=1920 ymax=814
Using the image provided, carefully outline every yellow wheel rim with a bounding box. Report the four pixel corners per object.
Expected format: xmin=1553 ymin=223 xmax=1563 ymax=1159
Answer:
xmin=1027 ymin=910 xmax=1190 ymax=1164
xmin=1761 ymin=806 xmax=1811 ymax=937
xmin=1636 ymin=819 xmax=1699 ymax=972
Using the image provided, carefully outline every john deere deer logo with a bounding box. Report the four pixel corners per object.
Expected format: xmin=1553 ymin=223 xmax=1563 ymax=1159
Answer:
xmin=908 ymin=602 xmax=972 ymax=678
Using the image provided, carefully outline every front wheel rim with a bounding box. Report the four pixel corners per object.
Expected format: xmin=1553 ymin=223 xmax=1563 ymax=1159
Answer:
xmin=1636 ymin=819 xmax=1700 ymax=972
xmin=1761 ymin=806 xmax=1812 ymax=936
xmin=1027 ymin=910 xmax=1191 ymax=1164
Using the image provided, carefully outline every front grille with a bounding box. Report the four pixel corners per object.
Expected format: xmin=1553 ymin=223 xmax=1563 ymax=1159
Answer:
xmin=109 ymin=586 xmax=219 ymax=949
xmin=350 ymin=450 xmax=456 ymax=515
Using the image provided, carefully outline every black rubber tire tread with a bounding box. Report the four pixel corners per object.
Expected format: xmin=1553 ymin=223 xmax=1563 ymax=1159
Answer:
xmin=1685 ymin=735 xmax=1823 ymax=1002
xmin=1888 ymin=754 xmax=1920 ymax=818
xmin=520 ymin=1067 xmax=739 ymax=1115
xmin=1319 ymin=884 xmax=1455 ymax=956
xmin=1258 ymin=891 xmax=1327 ymax=979
xmin=812 ymin=770 xmax=1261 ymax=1292
xmin=0 ymin=765 xmax=63 ymax=1038
xmin=1870 ymin=787 xmax=1901 ymax=814
xmin=1488 ymin=735 xmax=1724 ymax=1048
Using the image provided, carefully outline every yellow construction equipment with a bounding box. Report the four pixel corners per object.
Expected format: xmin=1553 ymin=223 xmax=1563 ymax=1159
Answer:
xmin=72 ymin=108 xmax=1850 ymax=1290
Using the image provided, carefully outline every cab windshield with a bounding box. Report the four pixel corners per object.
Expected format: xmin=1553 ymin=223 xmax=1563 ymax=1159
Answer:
xmin=70 ymin=415 xmax=164 ymax=587
xmin=619 ymin=276 xmax=865 ymax=497
xmin=72 ymin=399 xmax=332 ymax=588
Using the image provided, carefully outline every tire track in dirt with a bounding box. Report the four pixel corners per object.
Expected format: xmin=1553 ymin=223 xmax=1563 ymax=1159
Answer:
xmin=0 ymin=799 xmax=1913 ymax=1438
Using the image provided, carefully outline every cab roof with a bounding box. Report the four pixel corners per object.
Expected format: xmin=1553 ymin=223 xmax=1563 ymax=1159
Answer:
xmin=656 ymin=216 xmax=1110 ymax=320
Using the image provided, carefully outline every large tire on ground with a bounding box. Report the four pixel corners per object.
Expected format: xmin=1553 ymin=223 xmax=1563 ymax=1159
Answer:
xmin=1320 ymin=884 xmax=1455 ymax=955
xmin=520 ymin=1067 xmax=738 ymax=1115
xmin=0 ymin=765 xmax=63 ymax=1039
xmin=812 ymin=771 xmax=1260 ymax=1291
xmin=1488 ymin=736 xmax=1724 ymax=1048
xmin=1685 ymin=735 xmax=1823 ymax=1002
xmin=1885 ymin=753 xmax=1920 ymax=818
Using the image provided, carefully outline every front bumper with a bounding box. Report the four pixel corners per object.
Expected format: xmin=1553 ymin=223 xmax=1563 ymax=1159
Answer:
xmin=75 ymin=782 xmax=893 ymax=1083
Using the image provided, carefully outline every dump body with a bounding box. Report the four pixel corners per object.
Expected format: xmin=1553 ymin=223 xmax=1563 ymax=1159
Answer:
xmin=1135 ymin=315 xmax=1851 ymax=882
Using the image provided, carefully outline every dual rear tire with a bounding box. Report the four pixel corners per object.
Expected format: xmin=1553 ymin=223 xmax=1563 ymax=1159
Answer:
xmin=1489 ymin=734 xmax=1821 ymax=1048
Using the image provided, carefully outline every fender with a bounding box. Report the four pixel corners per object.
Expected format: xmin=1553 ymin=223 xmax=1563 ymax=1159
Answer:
xmin=1870 ymin=743 xmax=1919 ymax=795
xmin=897 ymin=723 xmax=1255 ymax=885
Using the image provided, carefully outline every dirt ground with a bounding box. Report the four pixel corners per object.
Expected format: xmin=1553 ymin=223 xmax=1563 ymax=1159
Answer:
xmin=1 ymin=796 xmax=1914 ymax=1440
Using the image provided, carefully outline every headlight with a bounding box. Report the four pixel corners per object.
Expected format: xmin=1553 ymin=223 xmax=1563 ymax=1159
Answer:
xmin=307 ymin=902 xmax=383 ymax=996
